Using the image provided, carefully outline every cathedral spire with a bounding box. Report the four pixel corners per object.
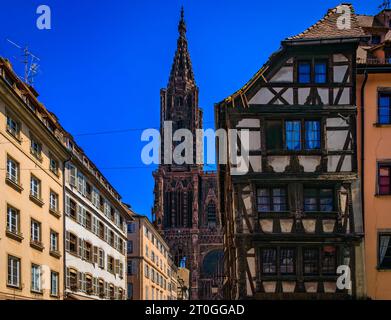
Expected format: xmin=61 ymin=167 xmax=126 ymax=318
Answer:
xmin=168 ymin=6 xmax=195 ymax=88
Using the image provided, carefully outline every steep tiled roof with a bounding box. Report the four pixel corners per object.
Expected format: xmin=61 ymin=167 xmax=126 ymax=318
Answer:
xmin=356 ymin=15 xmax=375 ymax=28
xmin=287 ymin=4 xmax=365 ymax=40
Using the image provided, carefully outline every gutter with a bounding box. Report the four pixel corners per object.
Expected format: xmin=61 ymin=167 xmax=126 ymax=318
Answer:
xmin=360 ymin=70 xmax=368 ymax=234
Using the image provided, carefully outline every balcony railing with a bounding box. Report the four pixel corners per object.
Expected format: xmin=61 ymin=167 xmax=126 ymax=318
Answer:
xmin=357 ymin=57 xmax=391 ymax=65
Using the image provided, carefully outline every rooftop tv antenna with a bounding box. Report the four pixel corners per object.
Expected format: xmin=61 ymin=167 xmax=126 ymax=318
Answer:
xmin=379 ymin=0 xmax=391 ymax=10
xmin=6 ymin=39 xmax=40 ymax=86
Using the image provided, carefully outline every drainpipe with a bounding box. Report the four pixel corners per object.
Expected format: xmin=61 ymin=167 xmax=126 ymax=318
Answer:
xmin=360 ymin=70 xmax=368 ymax=233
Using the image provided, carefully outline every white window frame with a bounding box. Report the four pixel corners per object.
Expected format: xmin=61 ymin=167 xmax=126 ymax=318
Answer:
xmin=51 ymin=271 xmax=59 ymax=296
xmin=6 ymin=157 xmax=19 ymax=183
xmin=49 ymin=191 xmax=58 ymax=211
xmin=7 ymin=255 xmax=20 ymax=287
xmin=7 ymin=206 xmax=19 ymax=234
xmin=30 ymin=176 xmax=41 ymax=199
xmin=31 ymin=264 xmax=42 ymax=293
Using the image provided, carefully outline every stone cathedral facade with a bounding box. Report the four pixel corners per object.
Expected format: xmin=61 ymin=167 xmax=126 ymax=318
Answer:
xmin=152 ymin=9 xmax=223 ymax=300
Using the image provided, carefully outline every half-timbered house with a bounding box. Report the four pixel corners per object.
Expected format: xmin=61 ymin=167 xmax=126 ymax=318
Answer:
xmin=215 ymin=4 xmax=367 ymax=299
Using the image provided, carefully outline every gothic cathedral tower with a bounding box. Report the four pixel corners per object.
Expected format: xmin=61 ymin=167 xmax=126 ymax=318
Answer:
xmin=152 ymin=8 xmax=223 ymax=300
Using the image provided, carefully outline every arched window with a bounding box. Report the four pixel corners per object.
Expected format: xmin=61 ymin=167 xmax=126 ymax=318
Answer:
xmin=202 ymin=250 xmax=223 ymax=278
xmin=207 ymin=202 xmax=216 ymax=227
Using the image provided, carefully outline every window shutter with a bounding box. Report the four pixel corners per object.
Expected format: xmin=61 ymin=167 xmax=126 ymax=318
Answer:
xmin=93 ymin=246 xmax=98 ymax=264
xmin=93 ymin=277 xmax=97 ymax=295
xmin=114 ymin=235 xmax=118 ymax=250
xmin=78 ymin=239 xmax=84 ymax=258
xmin=65 ymin=196 xmax=70 ymax=216
xmin=78 ymin=272 xmax=83 ymax=291
xmin=105 ymin=283 xmax=109 ymax=299
xmin=70 ymin=165 xmax=76 ymax=187
xmin=104 ymin=226 xmax=108 ymax=242
xmin=115 ymin=259 xmax=119 ymax=274
xmin=66 ymin=268 xmax=70 ymax=289
xmin=92 ymin=217 xmax=97 ymax=234
xmin=76 ymin=204 xmax=81 ymax=224
xmin=65 ymin=231 xmax=70 ymax=251
xmin=102 ymin=250 xmax=105 ymax=269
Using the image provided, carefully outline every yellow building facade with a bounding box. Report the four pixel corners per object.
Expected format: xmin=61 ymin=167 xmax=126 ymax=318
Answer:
xmin=357 ymin=9 xmax=391 ymax=300
xmin=127 ymin=215 xmax=177 ymax=300
xmin=0 ymin=58 xmax=69 ymax=299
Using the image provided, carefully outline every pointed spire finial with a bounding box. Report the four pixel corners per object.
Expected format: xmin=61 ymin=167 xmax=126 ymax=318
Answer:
xmin=178 ymin=6 xmax=186 ymax=36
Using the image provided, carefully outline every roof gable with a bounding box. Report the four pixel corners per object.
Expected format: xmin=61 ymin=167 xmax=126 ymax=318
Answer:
xmin=287 ymin=4 xmax=365 ymax=41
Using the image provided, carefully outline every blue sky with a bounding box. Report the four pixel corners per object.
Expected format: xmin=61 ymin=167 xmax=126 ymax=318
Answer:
xmin=0 ymin=0 xmax=379 ymax=218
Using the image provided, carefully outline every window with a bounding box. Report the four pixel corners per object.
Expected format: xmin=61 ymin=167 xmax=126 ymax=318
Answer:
xmin=50 ymin=230 xmax=59 ymax=252
xmin=50 ymin=191 xmax=59 ymax=212
xmin=303 ymin=248 xmax=319 ymax=275
xmin=266 ymin=120 xmax=283 ymax=150
xmin=304 ymin=188 xmax=334 ymax=212
xmin=305 ymin=121 xmax=321 ymax=149
xmin=108 ymin=256 xmax=114 ymax=273
xmin=7 ymin=255 xmax=20 ymax=288
xmin=31 ymin=264 xmax=42 ymax=293
xmin=261 ymin=248 xmax=277 ymax=274
xmin=298 ymin=61 xmax=311 ymax=84
xmin=207 ymin=202 xmax=216 ymax=226
xmin=280 ymin=248 xmax=295 ymax=274
xmin=314 ymin=61 xmax=327 ymax=84
xmin=6 ymin=115 xmax=20 ymax=138
xmin=69 ymin=269 xmax=78 ymax=291
xmin=98 ymin=221 xmax=104 ymax=239
xmin=109 ymin=230 xmax=114 ymax=246
xmin=69 ymin=233 xmax=78 ymax=254
xmin=85 ymin=275 xmax=93 ymax=294
xmin=379 ymin=233 xmax=391 ymax=269
xmin=109 ymin=285 xmax=115 ymax=300
xmin=322 ymin=246 xmax=336 ymax=274
xmin=98 ymin=249 xmax=105 ymax=269
xmin=67 ymin=198 xmax=77 ymax=220
xmin=6 ymin=156 xmax=19 ymax=184
xmin=128 ymin=260 xmax=134 ymax=275
xmin=30 ymin=137 xmax=42 ymax=160
xmin=98 ymin=280 xmax=105 ymax=297
xmin=285 ymin=121 xmax=301 ymax=150
xmin=85 ymin=211 xmax=92 ymax=230
xmin=51 ymin=271 xmax=59 ymax=297
xmin=379 ymin=92 xmax=391 ymax=124
xmin=378 ymin=164 xmax=391 ymax=195
xmin=256 ymin=188 xmax=287 ymax=212
xmin=31 ymin=219 xmax=41 ymax=243
xmin=30 ymin=175 xmax=41 ymax=199
xmin=127 ymin=240 xmax=133 ymax=254
xmin=145 ymin=264 xmax=149 ymax=278
xmin=145 ymin=286 xmax=149 ymax=300
xmin=84 ymin=242 xmax=92 ymax=262
xmin=50 ymin=157 xmax=59 ymax=175
xmin=371 ymin=35 xmax=381 ymax=45
xmin=127 ymin=283 xmax=133 ymax=300
xmin=7 ymin=205 xmax=20 ymax=234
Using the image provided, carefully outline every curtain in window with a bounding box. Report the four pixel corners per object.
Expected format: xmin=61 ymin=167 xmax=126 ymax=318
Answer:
xmin=286 ymin=121 xmax=301 ymax=150
xmin=315 ymin=62 xmax=327 ymax=83
xmin=305 ymin=121 xmax=320 ymax=149
xmin=380 ymin=235 xmax=391 ymax=266
xmin=298 ymin=63 xmax=311 ymax=83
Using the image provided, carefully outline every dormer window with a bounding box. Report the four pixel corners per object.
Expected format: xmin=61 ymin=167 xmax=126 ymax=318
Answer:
xmin=314 ymin=61 xmax=327 ymax=84
xmin=298 ymin=60 xmax=328 ymax=84
xmin=298 ymin=61 xmax=311 ymax=84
